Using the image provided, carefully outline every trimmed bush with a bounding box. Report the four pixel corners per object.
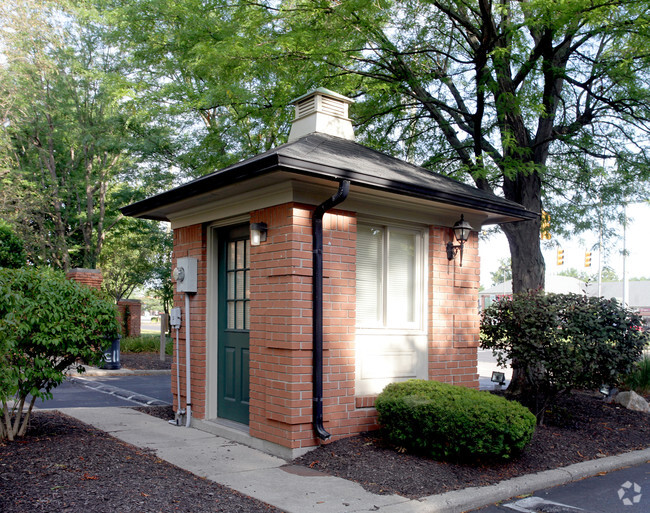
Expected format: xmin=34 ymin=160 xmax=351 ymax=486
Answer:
xmin=375 ymin=379 xmax=536 ymax=462
xmin=0 ymin=267 xmax=119 ymax=440
xmin=623 ymin=355 xmax=650 ymax=395
xmin=121 ymin=334 xmax=173 ymax=355
xmin=481 ymin=291 xmax=649 ymax=421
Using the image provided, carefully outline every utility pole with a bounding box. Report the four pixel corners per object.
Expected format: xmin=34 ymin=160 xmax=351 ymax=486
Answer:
xmin=622 ymin=201 xmax=629 ymax=307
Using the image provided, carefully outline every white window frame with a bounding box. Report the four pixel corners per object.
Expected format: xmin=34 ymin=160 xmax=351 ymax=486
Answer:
xmin=355 ymin=219 xmax=427 ymax=333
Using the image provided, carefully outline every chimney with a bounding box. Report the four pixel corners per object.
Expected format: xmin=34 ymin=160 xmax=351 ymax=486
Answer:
xmin=288 ymin=88 xmax=355 ymax=142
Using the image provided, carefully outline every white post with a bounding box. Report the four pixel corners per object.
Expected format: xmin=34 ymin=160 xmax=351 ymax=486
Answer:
xmin=622 ymin=202 xmax=629 ymax=307
xmin=160 ymin=313 xmax=167 ymax=361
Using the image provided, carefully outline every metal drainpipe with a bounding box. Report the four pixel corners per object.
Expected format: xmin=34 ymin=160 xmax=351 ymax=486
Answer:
xmin=312 ymin=179 xmax=350 ymax=441
xmin=185 ymin=292 xmax=192 ymax=427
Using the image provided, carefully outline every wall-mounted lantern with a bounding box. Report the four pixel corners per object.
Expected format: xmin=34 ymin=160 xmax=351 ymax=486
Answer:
xmin=250 ymin=222 xmax=268 ymax=246
xmin=446 ymin=214 xmax=472 ymax=267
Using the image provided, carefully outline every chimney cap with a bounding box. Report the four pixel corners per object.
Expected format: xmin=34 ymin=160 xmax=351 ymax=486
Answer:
xmin=288 ymin=88 xmax=355 ymax=142
xmin=290 ymin=87 xmax=354 ymax=106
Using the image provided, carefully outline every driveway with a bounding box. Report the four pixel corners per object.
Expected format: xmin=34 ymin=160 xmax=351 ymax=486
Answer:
xmin=33 ymin=374 xmax=172 ymax=410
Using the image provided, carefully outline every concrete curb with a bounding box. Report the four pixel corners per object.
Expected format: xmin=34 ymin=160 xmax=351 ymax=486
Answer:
xmin=409 ymin=447 xmax=650 ymax=513
xmin=57 ymin=407 xmax=650 ymax=513
xmin=66 ymin=367 xmax=171 ymax=377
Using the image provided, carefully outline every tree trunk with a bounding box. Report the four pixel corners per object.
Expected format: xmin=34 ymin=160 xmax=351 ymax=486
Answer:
xmin=500 ymin=171 xmax=546 ymax=399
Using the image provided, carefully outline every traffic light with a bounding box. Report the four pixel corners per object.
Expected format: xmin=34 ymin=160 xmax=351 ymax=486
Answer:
xmin=585 ymin=251 xmax=592 ymax=267
xmin=557 ymin=248 xmax=564 ymax=266
xmin=540 ymin=211 xmax=551 ymax=240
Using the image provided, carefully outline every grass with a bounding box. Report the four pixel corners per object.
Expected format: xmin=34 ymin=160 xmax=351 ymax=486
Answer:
xmin=121 ymin=334 xmax=173 ymax=356
xmin=623 ymin=355 xmax=650 ymax=395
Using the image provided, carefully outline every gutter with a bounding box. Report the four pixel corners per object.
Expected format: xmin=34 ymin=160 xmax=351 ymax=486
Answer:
xmin=312 ymin=180 xmax=350 ymax=441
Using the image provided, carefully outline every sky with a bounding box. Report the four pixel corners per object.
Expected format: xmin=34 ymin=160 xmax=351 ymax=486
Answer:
xmin=479 ymin=202 xmax=650 ymax=289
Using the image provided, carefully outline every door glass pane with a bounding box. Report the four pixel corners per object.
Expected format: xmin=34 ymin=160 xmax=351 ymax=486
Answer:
xmin=236 ymin=240 xmax=245 ymax=268
xmin=356 ymin=224 xmax=383 ymax=325
xmin=228 ymin=272 xmax=235 ymax=299
xmin=388 ymin=230 xmax=416 ymax=324
xmin=245 ymin=302 xmax=250 ymax=330
xmin=227 ymin=302 xmax=235 ymax=330
xmin=236 ymin=271 xmax=245 ymax=299
xmin=245 ymin=240 xmax=251 ymax=267
xmin=236 ymin=301 xmax=244 ymax=330
xmin=228 ymin=242 xmax=236 ymax=270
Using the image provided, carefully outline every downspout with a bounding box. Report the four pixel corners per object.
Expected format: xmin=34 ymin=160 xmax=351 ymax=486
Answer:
xmin=185 ymin=292 xmax=192 ymax=427
xmin=312 ymin=179 xmax=350 ymax=441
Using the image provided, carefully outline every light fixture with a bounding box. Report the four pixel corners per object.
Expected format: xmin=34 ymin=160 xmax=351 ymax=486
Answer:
xmin=491 ymin=371 xmax=506 ymax=386
xmin=446 ymin=214 xmax=472 ymax=266
xmin=250 ymin=222 xmax=267 ymax=246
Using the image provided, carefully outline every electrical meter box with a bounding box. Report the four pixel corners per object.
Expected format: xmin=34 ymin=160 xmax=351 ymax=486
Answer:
xmin=170 ymin=307 xmax=182 ymax=329
xmin=175 ymin=257 xmax=197 ymax=293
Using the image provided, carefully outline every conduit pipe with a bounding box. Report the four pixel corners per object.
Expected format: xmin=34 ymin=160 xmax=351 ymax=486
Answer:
xmin=185 ymin=293 xmax=192 ymax=427
xmin=312 ymin=179 xmax=350 ymax=440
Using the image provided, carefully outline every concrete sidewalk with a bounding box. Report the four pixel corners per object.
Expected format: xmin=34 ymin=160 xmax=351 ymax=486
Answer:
xmin=58 ymin=407 xmax=650 ymax=513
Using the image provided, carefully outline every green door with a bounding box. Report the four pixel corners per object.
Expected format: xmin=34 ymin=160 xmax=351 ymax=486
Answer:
xmin=217 ymin=225 xmax=250 ymax=425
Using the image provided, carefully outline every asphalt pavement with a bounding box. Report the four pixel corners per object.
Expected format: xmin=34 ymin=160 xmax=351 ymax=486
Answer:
xmin=32 ymin=352 xmax=649 ymax=512
xmin=33 ymin=373 xmax=172 ymax=410
xmin=470 ymin=461 xmax=650 ymax=513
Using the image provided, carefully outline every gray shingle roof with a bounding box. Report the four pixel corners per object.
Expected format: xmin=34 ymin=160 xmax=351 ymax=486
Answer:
xmin=122 ymin=133 xmax=536 ymax=222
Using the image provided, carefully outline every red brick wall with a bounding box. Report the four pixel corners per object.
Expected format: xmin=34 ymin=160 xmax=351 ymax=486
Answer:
xmin=66 ymin=268 xmax=103 ymax=290
xmin=116 ymin=300 xmax=142 ymax=337
xmin=171 ymin=209 xmax=480 ymax=452
xmin=428 ymin=226 xmax=480 ymax=388
xmin=248 ymin=204 xmax=358 ymax=449
xmin=171 ymin=224 xmax=208 ymax=419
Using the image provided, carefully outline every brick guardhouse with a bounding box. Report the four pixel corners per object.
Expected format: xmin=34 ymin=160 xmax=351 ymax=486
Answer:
xmin=122 ymin=88 xmax=535 ymax=458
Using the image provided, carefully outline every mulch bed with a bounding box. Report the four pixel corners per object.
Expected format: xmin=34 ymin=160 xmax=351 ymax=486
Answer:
xmin=293 ymin=391 xmax=650 ymax=498
xmin=119 ymin=352 xmax=172 ymax=371
xmin=3 ymin=349 xmax=649 ymax=509
xmin=0 ymin=412 xmax=281 ymax=513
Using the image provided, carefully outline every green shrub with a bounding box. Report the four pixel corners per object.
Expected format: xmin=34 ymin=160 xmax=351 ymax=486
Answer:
xmin=623 ymin=355 xmax=650 ymax=395
xmin=0 ymin=267 xmax=119 ymax=440
xmin=121 ymin=334 xmax=172 ymax=355
xmin=481 ymin=291 xmax=648 ymax=420
xmin=0 ymin=222 xmax=26 ymax=269
xmin=375 ymin=379 xmax=536 ymax=463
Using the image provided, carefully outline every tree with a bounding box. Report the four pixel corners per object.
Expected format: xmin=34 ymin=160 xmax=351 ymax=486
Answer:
xmin=146 ymin=235 xmax=174 ymax=331
xmin=0 ymin=0 xmax=175 ymax=271
xmin=481 ymin=291 xmax=648 ymax=422
xmin=600 ymin=266 xmax=620 ymax=282
xmin=0 ymin=267 xmax=119 ymax=440
xmin=94 ymin=0 xmax=650 ymax=397
xmin=0 ymin=222 xmax=26 ymax=268
xmin=99 ymin=218 xmax=172 ymax=302
xmin=99 ymin=0 xmax=650 ymax=290
xmin=490 ymin=258 xmax=512 ymax=287
xmin=558 ymin=268 xmax=592 ymax=282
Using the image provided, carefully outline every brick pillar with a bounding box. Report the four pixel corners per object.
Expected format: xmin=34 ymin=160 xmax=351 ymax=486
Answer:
xmin=66 ymin=268 xmax=103 ymax=290
xmin=248 ymin=203 xmax=357 ymax=451
xmin=429 ymin=227 xmax=480 ymax=388
xmin=117 ymin=299 xmax=142 ymax=337
xmin=171 ymin=224 xmax=208 ymax=419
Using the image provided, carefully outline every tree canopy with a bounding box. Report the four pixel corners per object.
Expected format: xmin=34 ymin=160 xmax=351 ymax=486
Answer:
xmin=0 ymin=0 xmax=174 ymax=274
xmin=3 ymin=0 xmax=650 ymax=302
xmin=94 ymin=0 xmax=650 ymax=294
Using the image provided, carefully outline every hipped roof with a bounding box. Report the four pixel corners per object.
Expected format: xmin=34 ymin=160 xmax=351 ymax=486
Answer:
xmin=122 ymin=133 xmax=537 ymax=224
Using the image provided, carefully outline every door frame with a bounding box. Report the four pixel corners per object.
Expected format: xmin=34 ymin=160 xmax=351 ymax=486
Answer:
xmin=206 ymin=216 xmax=249 ymax=421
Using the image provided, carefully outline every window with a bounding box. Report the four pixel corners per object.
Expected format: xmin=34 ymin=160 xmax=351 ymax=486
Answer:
xmin=356 ymin=223 xmax=424 ymax=329
xmin=226 ymin=238 xmax=250 ymax=331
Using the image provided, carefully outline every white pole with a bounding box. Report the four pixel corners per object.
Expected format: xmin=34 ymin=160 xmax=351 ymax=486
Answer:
xmin=159 ymin=313 xmax=167 ymax=362
xmin=597 ymin=203 xmax=602 ymax=297
xmin=622 ymin=202 xmax=629 ymax=307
